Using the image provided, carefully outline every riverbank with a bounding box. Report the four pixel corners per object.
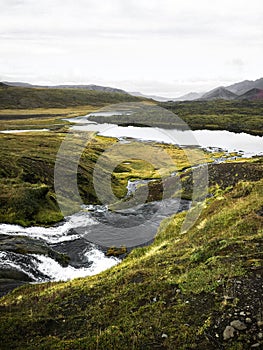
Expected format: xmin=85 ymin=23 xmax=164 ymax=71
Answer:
xmin=0 ymin=125 xmax=225 ymax=227
xmin=0 ymin=178 xmax=262 ymax=349
xmin=85 ymin=99 xmax=263 ymax=136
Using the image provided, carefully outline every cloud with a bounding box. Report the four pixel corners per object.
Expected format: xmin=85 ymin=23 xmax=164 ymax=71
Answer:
xmin=0 ymin=0 xmax=262 ymax=95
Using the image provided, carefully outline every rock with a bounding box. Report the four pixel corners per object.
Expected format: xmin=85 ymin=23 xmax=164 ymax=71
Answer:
xmin=245 ymin=317 xmax=252 ymax=324
xmin=161 ymin=333 xmax=168 ymax=338
xmin=0 ymin=278 xmax=27 ymax=297
xmin=223 ymin=326 xmax=235 ymax=340
xmin=240 ymin=311 xmax=246 ymax=316
xmin=230 ymin=319 xmax=247 ymax=330
xmin=258 ymin=332 xmax=263 ymax=339
xmin=251 ymin=343 xmax=260 ymax=348
xmin=0 ymin=267 xmax=33 ymax=282
xmin=257 ymin=321 xmax=263 ymax=327
xmin=0 ymin=234 xmax=70 ymax=267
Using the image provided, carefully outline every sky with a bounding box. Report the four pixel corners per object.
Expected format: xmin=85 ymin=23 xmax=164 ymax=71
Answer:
xmin=0 ymin=0 xmax=262 ymax=97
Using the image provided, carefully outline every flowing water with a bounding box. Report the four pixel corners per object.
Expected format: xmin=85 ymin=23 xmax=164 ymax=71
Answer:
xmin=0 ymin=108 xmax=262 ymax=289
xmin=0 ymin=199 xmax=190 ymax=283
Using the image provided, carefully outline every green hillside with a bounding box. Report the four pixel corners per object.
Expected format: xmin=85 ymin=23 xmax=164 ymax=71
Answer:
xmin=0 ymin=178 xmax=262 ymax=349
xmin=0 ymin=84 xmax=144 ymax=109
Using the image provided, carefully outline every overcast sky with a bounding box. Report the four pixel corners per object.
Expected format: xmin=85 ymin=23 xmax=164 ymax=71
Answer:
xmin=0 ymin=0 xmax=262 ymax=97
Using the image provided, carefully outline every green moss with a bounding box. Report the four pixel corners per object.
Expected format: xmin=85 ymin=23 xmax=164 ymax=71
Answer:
xmin=0 ymin=85 xmax=144 ymax=110
xmin=0 ymin=178 xmax=262 ymax=349
xmin=159 ymin=100 xmax=263 ymax=136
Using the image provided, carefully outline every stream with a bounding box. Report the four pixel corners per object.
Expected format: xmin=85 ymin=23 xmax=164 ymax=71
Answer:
xmin=0 ymin=106 xmax=262 ymax=293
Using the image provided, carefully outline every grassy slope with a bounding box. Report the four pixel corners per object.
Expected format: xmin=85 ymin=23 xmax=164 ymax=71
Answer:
xmin=0 ymin=179 xmax=262 ymax=349
xmin=0 ymin=85 xmax=143 ymax=109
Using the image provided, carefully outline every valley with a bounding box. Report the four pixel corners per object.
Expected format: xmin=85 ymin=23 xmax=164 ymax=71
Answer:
xmin=0 ymin=83 xmax=262 ymax=349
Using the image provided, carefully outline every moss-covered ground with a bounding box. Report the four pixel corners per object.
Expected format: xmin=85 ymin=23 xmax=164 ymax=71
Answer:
xmin=89 ymin=99 xmax=263 ymax=136
xmin=0 ymin=117 xmax=223 ymax=226
xmin=0 ymin=86 xmax=262 ymax=349
xmin=0 ymin=178 xmax=262 ymax=349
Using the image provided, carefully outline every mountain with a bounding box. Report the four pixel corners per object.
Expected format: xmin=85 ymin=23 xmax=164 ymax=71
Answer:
xmin=0 ymin=83 xmax=144 ymax=109
xmin=236 ymin=88 xmax=263 ymax=101
xmin=53 ymin=84 xmax=127 ymax=94
xmin=129 ymin=91 xmax=170 ymax=101
xmin=173 ymin=91 xmax=204 ymax=101
xmin=130 ymin=91 xmax=204 ymax=102
xmin=3 ymin=77 xmax=263 ymax=102
xmin=227 ymin=77 xmax=263 ymax=95
xmin=200 ymin=86 xmax=237 ymax=100
xmin=2 ymin=81 xmax=35 ymax=88
xmin=3 ymin=81 xmax=127 ymax=94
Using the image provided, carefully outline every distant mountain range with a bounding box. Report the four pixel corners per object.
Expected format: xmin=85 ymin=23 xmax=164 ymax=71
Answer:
xmin=2 ymin=77 xmax=263 ymax=102
xmin=226 ymin=77 xmax=263 ymax=95
xmin=129 ymin=91 xmax=204 ymax=102
xmin=200 ymin=87 xmax=237 ymax=101
xmin=131 ymin=77 xmax=263 ymax=101
xmin=3 ymin=81 xmax=127 ymax=94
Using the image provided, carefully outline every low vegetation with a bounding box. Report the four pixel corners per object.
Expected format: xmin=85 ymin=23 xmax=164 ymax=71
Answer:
xmin=0 ymin=84 xmax=143 ymax=109
xmin=88 ymin=100 xmax=263 ymax=136
xmin=0 ymin=178 xmax=262 ymax=349
xmin=0 ymin=86 xmax=262 ymax=349
xmin=0 ymin=126 xmax=221 ymax=226
xmin=160 ymin=100 xmax=263 ymax=136
xmin=0 ymin=106 xmax=229 ymax=226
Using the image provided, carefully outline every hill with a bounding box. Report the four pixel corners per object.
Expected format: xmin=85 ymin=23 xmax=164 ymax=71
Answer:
xmin=236 ymin=88 xmax=263 ymax=101
xmin=0 ymin=175 xmax=262 ymax=349
xmin=173 ymin=91 xmax=204 ymax=101
xmin=129 ymin=91 xmax=170 ymax=102
xmin=227 ymin=77 xmax=263 ymax=95
xmin=3 ymin=81 xmax=127 ymax=94
xmin=200 ymin=87 xmax=237 ymax=101
xmin=0 ymin=84 xmax=144 ymax=109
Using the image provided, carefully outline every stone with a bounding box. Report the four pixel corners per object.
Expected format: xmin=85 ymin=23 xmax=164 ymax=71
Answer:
xmin=251 ymin=343 xmax=260 ymax=348
xmin=161 ymin=333 xmax=168 ymax=338
xmin=245 ymin=317 xmax=252 ymax=324
xmin=230 ymin=320 xmax=247 ymax=331
xmin=258 ymin=332 xmax=263 ymax=339
xmin=223 ymin=326 xmax=235 ymax=340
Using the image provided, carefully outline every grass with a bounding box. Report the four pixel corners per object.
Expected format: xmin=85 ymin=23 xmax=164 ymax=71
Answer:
xmin=0 ymin=114 xmax=226 ymax=226
xmin=0 ymin=106 xmax=99 ymax=131
xmin=0 ymin=178 xmax=262 ymax=349
xmin=0 ymin=120 xmax=260 ymax=226
xmin=88 ymin=100 xmax=263 ymax=136
xmin=159 ymin=100 xmax=263 ymax=136
xmin=0 ymin=87 xmax=262 ymax=348
xmin=0 ymin=84 xmax=145 ymax=109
